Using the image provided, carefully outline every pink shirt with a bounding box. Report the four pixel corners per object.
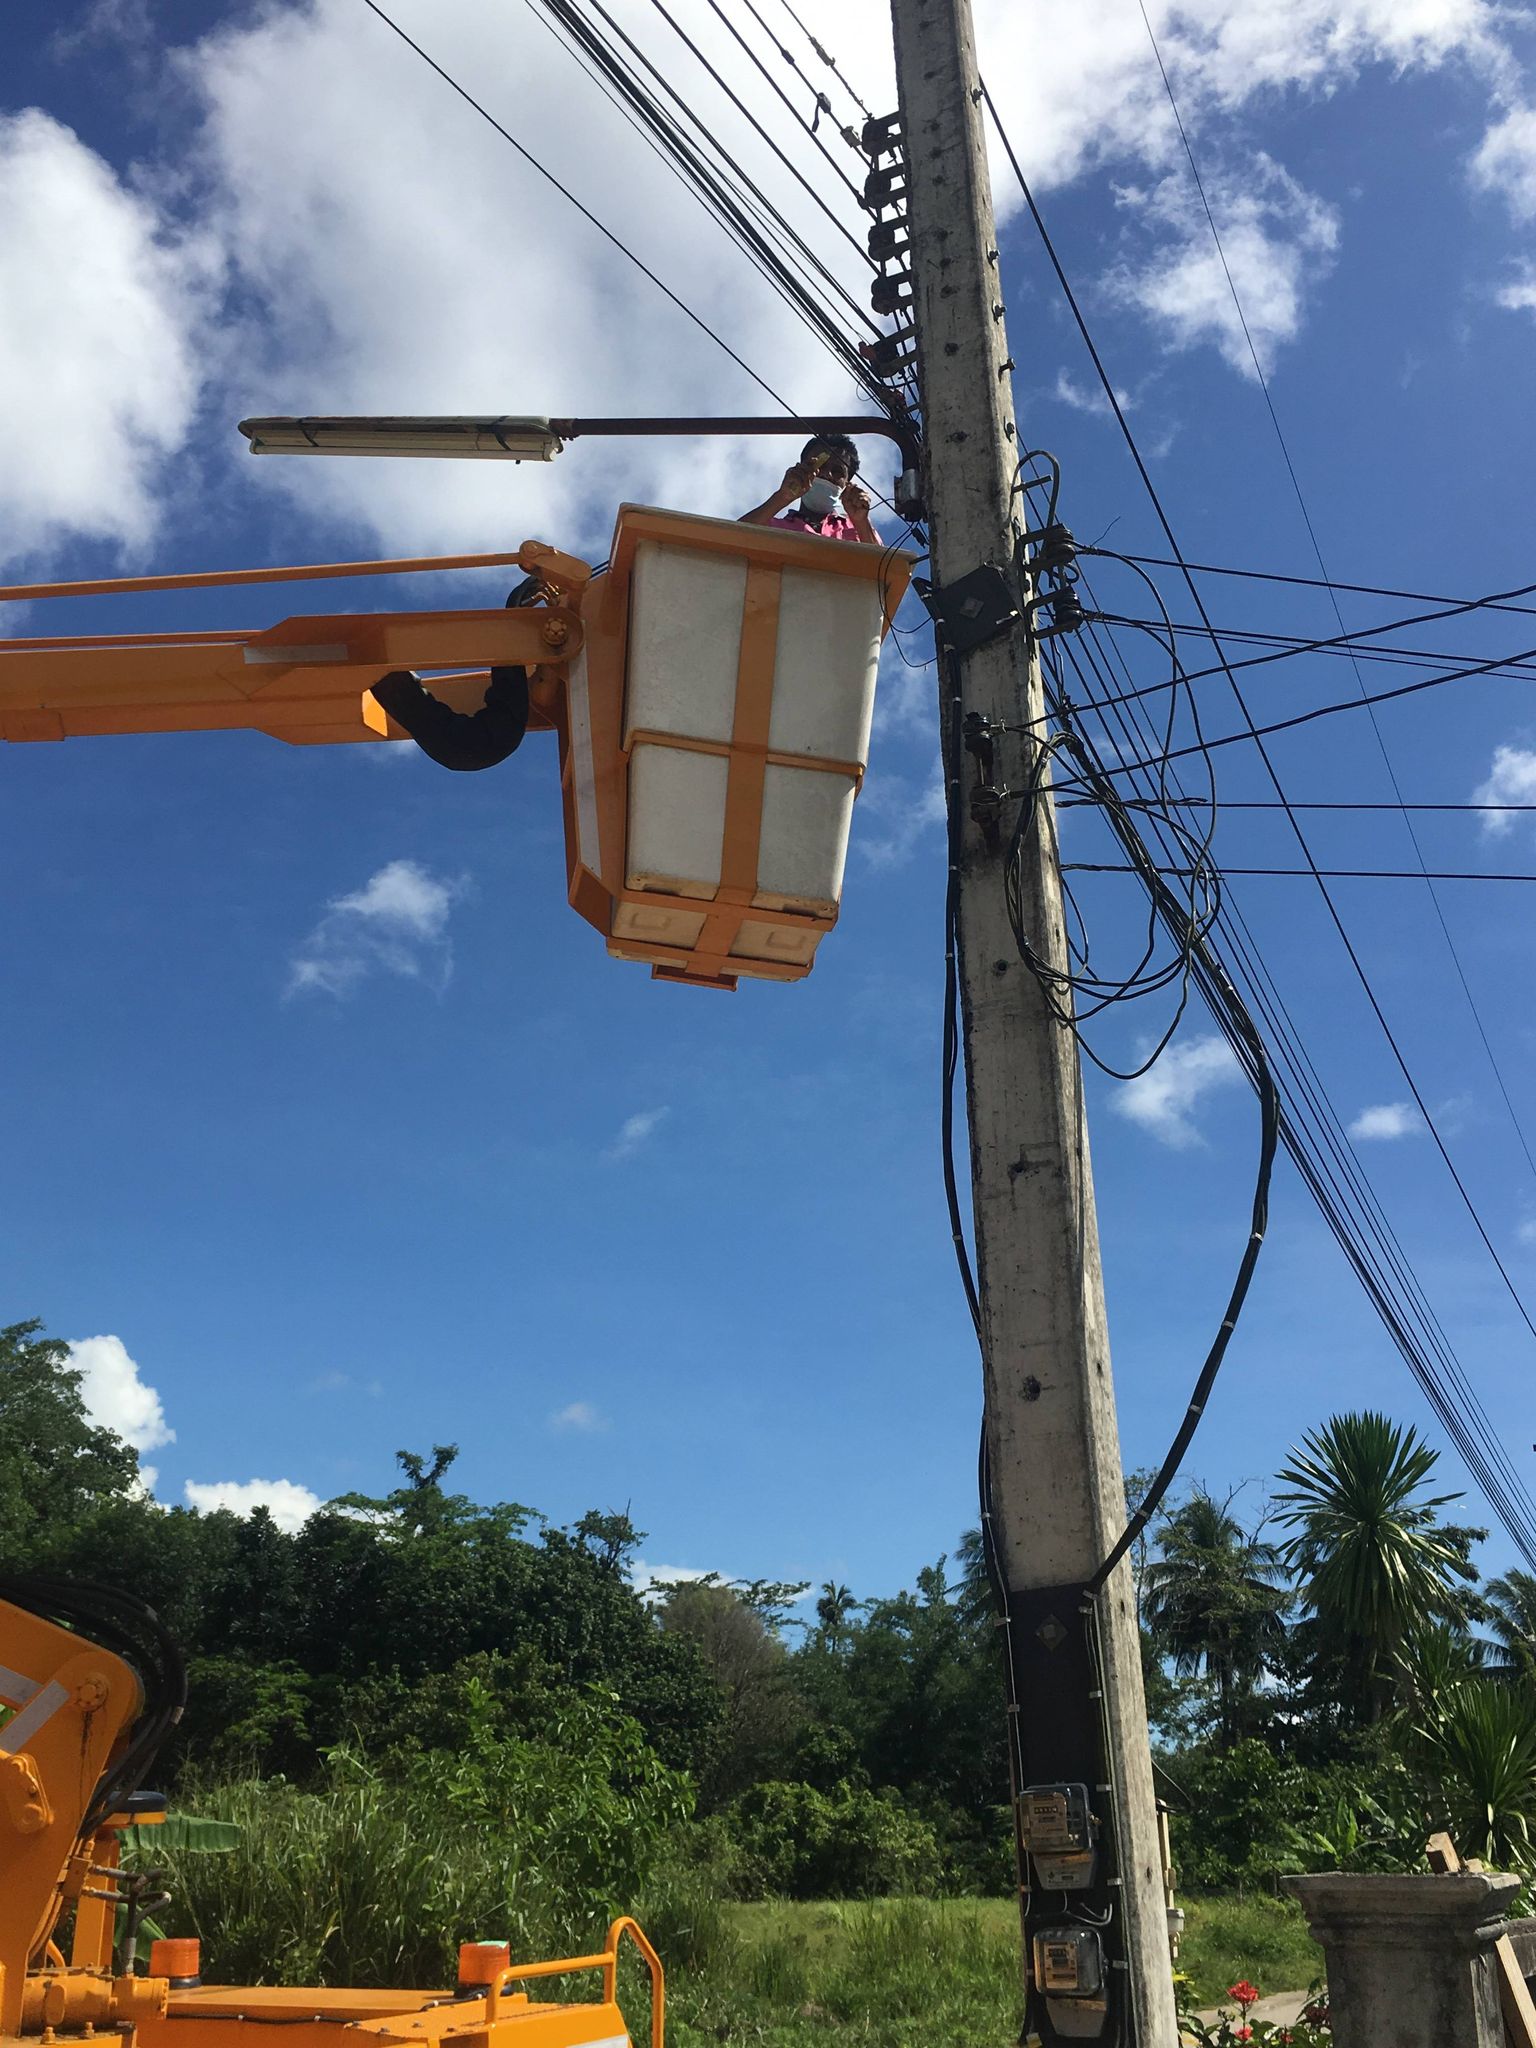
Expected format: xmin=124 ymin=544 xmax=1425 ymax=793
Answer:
xmin=772 ymin=508 xmax=873 ymax=544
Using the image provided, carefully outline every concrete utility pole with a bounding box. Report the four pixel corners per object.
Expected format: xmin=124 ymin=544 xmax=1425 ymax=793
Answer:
xmin=885 ymin=2 xmax=1179 ymax=2043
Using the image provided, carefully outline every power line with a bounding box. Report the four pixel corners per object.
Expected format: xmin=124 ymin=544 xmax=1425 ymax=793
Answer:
xmin=524 ymin=0 xmax=871 ymax=318
xmin=1053 ymin=630 xmax=1536 ymax=770
xmin=1074 ymin=603 xmax=1536 ymax=1560
xmin=1055 ymin=622 xmax=1536 ymax=1572
xmin=532 ymin=0 xmax=884 ymax=400
xmin=1156 ymin=800 xmax=1536 ymax=815
xmin=672 ymin=0 xmax=869 ymax=203
xmin=1065 ymin=586 xmax=1536 ymax=1567
xmin=356 ymin=0 xmax=793 ymax=406
xmin=1066 ymin=864 xmax=1536 ymax=883
xmin=1088 ymin=561 xmax=1536 ymax=689
xmin=771 ymin=0 xmax=872 ymax=120
xmin=1129 ymin=1 xmax=1536 ymax=1190
xmin=1100 ymin=612 xmax=1536 ymax=686
xmin=1088 ymin=547 xmax=1536 ymax=622
xmin=980 ymin=80 xmax=1536 ymax=1545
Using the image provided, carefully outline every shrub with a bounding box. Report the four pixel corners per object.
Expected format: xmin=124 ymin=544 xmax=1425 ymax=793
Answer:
xmin=136 ymin=1683 xmax=690 ymax=1985
xmin=726 ymin=1780 xmax=942 ymax=1899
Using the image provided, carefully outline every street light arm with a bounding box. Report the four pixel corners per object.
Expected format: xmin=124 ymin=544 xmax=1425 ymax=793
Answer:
xmin=545 ymin=414 xmax=923 ymax=474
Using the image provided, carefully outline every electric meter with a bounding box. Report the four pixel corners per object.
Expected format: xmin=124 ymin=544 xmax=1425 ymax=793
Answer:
xmin=1019 ymin=1782 xmax=1097 ymax=1888
xmin=1033 ymin=1926 xmax=1109 ymax=2040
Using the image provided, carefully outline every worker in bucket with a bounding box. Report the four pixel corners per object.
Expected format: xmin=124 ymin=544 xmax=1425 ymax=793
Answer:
xmin=740 ymin=434 xmax=880 ymax=544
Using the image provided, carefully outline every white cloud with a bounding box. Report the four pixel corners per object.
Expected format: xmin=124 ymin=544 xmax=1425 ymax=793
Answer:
xmin=605 ymin=1106 xmax=669 ymax=1160
xmin=1113 ymin=1034 xmax=1241 ymax=1147
xmin=1054 ymin=369 xmax=1135 ymax=415
xmin=183 ymin=1477 xmax=323 ymax=1533
xmin=630 ymin=1560 xmax=717 ymax=1600
xmin=177 ymin=0 xmax=889 ymax=559
xmin=288 ymin=858 xmax=465 ymax=998
xmin=1495 ymin=267 xmax=1536 ymax=314
xmin=1471 ymin=103 xmax=1536 ymax=221
xmin=1517 ymin=1215 xmax=1536 ymax=1245
xmin=549 ymin=1400 xmax=605 ymax=1432
xmin=68 ymin=1334 xmax=174 ymax=1453
xmin=1348 ymin=1101 xmax=1422 ymax=1140
xmin=1106 ymin=158 xmax=1340 ymax=379
xmin=167 ymin=0 xmax=1518 ymax=563
xmin=0 ymin=0 xmax=1516 ymax=580
xmin=0 ymin=110 xmax=217 ymax=562
xmin=973 ymin=0 xmax=1507 ymax=205
xmin=1472 ymin=744 xmax=1536 ymax=833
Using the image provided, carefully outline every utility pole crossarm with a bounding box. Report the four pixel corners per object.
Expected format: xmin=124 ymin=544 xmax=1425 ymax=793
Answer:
xmin=887 ymin=1 xmax=1178 ymax=2041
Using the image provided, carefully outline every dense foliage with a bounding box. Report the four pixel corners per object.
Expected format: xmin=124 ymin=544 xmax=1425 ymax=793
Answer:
xmin=6 ymin=1312 xmax=1536 ymax=1975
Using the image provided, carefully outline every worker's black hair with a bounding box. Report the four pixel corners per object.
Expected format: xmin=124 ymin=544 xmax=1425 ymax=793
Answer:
xmin=800 ymin=432 xmax=860 ymax=478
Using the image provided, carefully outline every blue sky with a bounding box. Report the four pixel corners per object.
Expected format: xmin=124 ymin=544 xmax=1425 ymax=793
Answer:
xmin=3 ymin=0 xmax=1536 ymax=1598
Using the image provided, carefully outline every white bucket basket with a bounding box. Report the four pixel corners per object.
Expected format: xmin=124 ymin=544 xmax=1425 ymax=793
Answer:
xmin=561 ymin=506 xmax=914 ymax=990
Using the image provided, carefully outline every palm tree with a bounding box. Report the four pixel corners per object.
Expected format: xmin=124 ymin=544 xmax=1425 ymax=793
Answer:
xmin=1141 ymin=1490 xmax=1290 ymax=1740
xmin=815 ymin=1581 xmax=861 ymax=1646
xmin=1275 ymin=1411 xmax=1474 ymax=1722
xmin=1485 ymin=1569 xmax=1536 ymax=1677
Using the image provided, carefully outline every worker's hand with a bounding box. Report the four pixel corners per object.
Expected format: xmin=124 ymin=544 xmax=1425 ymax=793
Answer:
xmin=775 ymin=462 xmax=816 ymax=506
xmin=843 ymin=481 xmax=878 ymax=541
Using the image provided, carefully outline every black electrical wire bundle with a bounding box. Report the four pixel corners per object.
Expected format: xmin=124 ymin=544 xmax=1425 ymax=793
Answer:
xmin=1021 ymin=645 xmax=1281 ymax=1588
xmin=0 ymin=1575 xmax=186 ymax=1838
xmin=1001 ymin=495 xmax=1223 ymax=1082
xmin=530 ymin=0 xmax=894 ymax=408
xmin=1062 ymin=586 xmax=1536 ymax=1571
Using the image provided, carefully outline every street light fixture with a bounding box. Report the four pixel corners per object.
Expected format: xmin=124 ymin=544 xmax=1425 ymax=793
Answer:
xmin=237 ymin=413 xmax=925 ymax=517
xmin=237 ymin=416 xmax=566 ymax=460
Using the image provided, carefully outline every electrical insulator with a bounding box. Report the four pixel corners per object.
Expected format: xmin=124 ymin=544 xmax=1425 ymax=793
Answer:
xmin=861 ymin=111 xmax=903 ymax=156
xmin=863 ymin=163 xmax=909 ymax=207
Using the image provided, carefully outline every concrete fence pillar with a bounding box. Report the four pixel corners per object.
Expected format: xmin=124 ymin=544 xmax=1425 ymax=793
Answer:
xmin=1284 ymin=1871 xmax=1523 ymax=2048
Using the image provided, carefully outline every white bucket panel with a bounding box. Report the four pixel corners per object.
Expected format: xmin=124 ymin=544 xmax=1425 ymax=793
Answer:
xmin=731 ymin=921 xmax=821 ymax=967
xmin=755 ymin=763 xmax=857 ymax=915
xmin=626 ymin=743 xmax=727 ymax=899
xmin=625 ymin=543 xmax=746 ymax=746
xmin=611 ymin=900 xmax=707 ymax=948
xmin=768 ymin=568 xmax=882 ymax=767
xmin=565 ymin=648 xmax=600 ymax=874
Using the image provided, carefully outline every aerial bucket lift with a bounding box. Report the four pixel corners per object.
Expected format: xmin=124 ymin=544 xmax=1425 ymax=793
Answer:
xmin=0 ymin=1578 xmax=663 ymax=2048
xmin=0 ymin=505 xmax=913 ymax=991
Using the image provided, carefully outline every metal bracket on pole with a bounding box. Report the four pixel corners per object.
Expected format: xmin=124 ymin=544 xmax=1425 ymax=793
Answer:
xmin=916 ymin=564 xmax=1022 ymax=654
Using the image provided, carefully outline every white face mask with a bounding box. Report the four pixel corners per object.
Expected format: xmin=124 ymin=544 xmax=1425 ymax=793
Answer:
xmin=801 ymin=475 xmax=845 ymax=518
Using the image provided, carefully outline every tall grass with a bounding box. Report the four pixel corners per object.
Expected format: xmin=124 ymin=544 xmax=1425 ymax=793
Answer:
xmin=146 ymin=1772 xmax=600 ymax=1986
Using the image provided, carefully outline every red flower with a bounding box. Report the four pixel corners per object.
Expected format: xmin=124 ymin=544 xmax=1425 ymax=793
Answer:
xmin=1234 ymin=2028 xmax=1253 ymax=2043
xmin=1228 ymin=1982 xmax=1262 ymax=2010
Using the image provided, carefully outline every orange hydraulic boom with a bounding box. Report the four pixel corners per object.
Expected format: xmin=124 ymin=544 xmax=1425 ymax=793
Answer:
xmin=0 ymin=513 xmax=912 ymax=991
xmin=0 ymin=544 xmax=588 ymax=749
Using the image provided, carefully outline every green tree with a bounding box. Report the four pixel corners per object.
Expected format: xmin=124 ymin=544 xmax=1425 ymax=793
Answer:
xmin=1413 ymin=1676 xmax=1536 ymax=1872
xmin=0 ymin=1319 xmax=139 ymax=1558
xmin=1275 ymin=1412 xmax=1476 ymax=1723
xmin=814 ymin=1581 xmax=862 ymax=1647
xmin=657 ymin=1579 xmax=801 ymax=1803
xmin=1142 ymin=1490 xmax=1289 ymax=1741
